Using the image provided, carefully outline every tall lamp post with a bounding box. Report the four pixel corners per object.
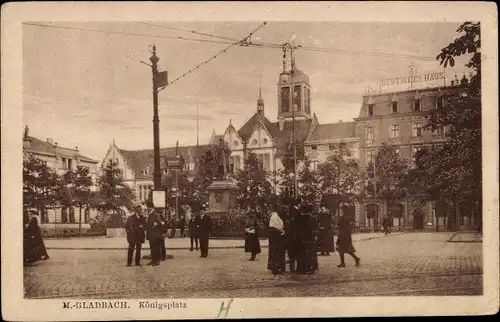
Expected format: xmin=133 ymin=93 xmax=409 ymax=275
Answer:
xmin=282 ymin=42 xmax=298 ymax=199
xmin=149 ymin=45 xmax=162 ymax=190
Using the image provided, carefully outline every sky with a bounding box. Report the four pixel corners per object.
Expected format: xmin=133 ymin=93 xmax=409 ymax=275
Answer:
xmin=23 ymin=21 xmax=471 ymax=161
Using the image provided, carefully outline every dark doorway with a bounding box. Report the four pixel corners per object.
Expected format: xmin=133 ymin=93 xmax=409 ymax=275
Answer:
xmin=413 ymin=209 xmax=424 ymax=230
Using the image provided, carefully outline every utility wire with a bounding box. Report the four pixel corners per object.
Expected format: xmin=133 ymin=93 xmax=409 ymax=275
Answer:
xmin=161 ymin=21 xmax=267 ymax=89
xmin=137 ymin=21 xmax=238 ymax=42
xmin=24 ymin=22 xmax=436 ymax=61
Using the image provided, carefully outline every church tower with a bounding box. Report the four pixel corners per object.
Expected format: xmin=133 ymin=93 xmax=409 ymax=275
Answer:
xmin=277 ymin=65 xmax=312 ymax=120
xmin=257 ymin=78 xmax=264 ymax=116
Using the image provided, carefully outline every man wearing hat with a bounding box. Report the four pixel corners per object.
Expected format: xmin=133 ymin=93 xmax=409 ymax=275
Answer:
xmin=146 ymin=208 xmax=165 ymax=266
xmin=284 ymin=198 xmax=301 ymax=272
xmin=125 ymin=203 xmax=146 ymax=267
xmin=193 ymin=202 xmax=212 ymax=258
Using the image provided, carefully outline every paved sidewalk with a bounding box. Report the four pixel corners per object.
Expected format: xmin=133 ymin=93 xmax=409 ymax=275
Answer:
xmin=448 ymin=231 xmax=483 ymax=243
xmin=44 ymin=232 xmax=402 ymax=250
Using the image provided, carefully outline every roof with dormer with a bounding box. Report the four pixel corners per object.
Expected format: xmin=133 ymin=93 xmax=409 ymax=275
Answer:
xmin=117 ymin=145 xmax=211 ymax=180
xmin=23 ymin=136 xmax=98 ymax=163
xmin=305 ymin=122 xmax=356 ymax=143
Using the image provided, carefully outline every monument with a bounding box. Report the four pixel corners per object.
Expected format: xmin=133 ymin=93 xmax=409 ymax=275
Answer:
xmin=206 ymin=139 xmax=238 ymax=220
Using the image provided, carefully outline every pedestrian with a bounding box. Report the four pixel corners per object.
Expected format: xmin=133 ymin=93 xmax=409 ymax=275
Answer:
xmin=169 ymin=215 xmax=177 ymax=238
xmin=188 ymin=211 xmax=199 ymax=251
xmin=194 ymin=205 xmax=212 ymax=258
xmin=382 ymin=215 xmax=392 ymax=235
xmin=284 ymin=198 xmax=300 ymax=272
xmin=159 ymin=211 xmax=168 ymax=261
xmin=317 ymin=204 xmax=334 ymax=256
xmin=125 ymin=204 xmax=146 ymax=267
xmin=24 ymin=210 xmax=49 ymax=265
xmin=178 ymin=214 xmax=186 ymax=238
xmin=146 ymin=208 xmax=164 ymax=266
xmin=244 ymin=212 xmax=261 ymax=261
xmin=267 ymin=208 xmax=286 ymax=275
xmin=296 ymin=204 xmax=318 ymax=275
xmin=336 ymin=213 xmax=360 ymax=267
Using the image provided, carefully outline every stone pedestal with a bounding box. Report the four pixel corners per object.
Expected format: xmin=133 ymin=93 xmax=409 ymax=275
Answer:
xmin=206 ymin=180 xmax=238 ymax=220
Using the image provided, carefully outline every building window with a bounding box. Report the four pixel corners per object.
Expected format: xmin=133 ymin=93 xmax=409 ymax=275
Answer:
xmin=436 ymin=96 xmax=444 ymax=109
xmin=412 ymin=123 xmax=422 ymax=137
xmin=392 ymin=101 xmax=398 ymax=113
xmin=262 ymin=138 xmax=268 ymax=145
xmin=311 ymin=145 xmax=318 ymax=151
xmin=390 ymin=125 xmax=399 ymax=139
xmin=69 ymin=207 xmax=75 ymax=223
xmin=311 ymin=161 xmax=318 ymax=171
xmin=234 ymin=156 xmax=241 ymax=171
xmin=280 ymin=86 xmax=290 ymax=112
xmin=414 ymin=99 xmax=421 ymax=111
xmin=368 ymin=104 xmax=374 ymax=116
xmin=84 ymin=208 xmax=90 ymax=223
xmin=293 ymin=85 xmax=301 ymax=111
xmin=329 ymin=144 xmax=336 ymax=151
xmin=61 ymin=207 xmax=68 ymax=223
xmin=252 ymin=139 xmax=258 ymax=145
xmin=62 ymin=157 xmax=67 ymax=169
xmin=412 ymin=147 xmax=422 ymax=167
xmin=434 ymin=125 xmax=444 ymax=136
xmin=365 ymin=127 xmax=374 ymax=144
xmin=68 ymin=158 xmax=73 ymax=170
xmin=366 ymin=150 xmax=375 ymax=166
xmin=233 ymin=141 xmax=238 ymax=148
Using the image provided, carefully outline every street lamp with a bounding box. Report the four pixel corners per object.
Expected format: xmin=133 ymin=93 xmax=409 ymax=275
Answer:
xmin=282 ymin=42 xmax=298 ymax=199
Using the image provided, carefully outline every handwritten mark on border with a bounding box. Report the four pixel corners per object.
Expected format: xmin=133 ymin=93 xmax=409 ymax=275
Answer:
xmin=216 ymin=298 xmax=234 ymax=319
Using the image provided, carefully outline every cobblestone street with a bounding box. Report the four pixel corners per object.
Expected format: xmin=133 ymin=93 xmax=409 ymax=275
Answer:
xmin=24 ymin=233 xmax=482 ymax=298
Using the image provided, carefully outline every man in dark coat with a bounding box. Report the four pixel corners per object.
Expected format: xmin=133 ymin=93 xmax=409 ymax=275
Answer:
xmin=194 ymin=204 xmax=212 ymax=258
xmin=284 ymin=198 xmax=301 ymax=272
xmin=244 ymin=213 xmax=261 ymax=261
xmin=336 ymin=214 xmax=360 ymax=267
xmin=178 ymin=214 xmax=186 ymax=238
xmin=125 ymin=205 xmax=146 ymax=267
xmin=317 ymin=205 xmax=335 ymax=256
xmin=188 ymin=212 xmax=199 ymax=251
xmin=296 ymin=204 xmax=319 ymax=274
xmin=382 ymin=215 xmax=392 ymax=235
xmin=146 ymin=208 xmax=165 ymax=266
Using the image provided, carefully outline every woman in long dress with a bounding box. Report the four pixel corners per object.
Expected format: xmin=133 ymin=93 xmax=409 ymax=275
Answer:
xmin=244 ymin=213 xmax=261 ymax=261
xmin=267 ymin=210 xmax=286 ymax=275
xmin=317 ymin=206 xmax=335 ymax=256
xmin=24 ymin=210 xmax=49 ymax=264
xmin=336 ymin=214 xmax=360 ymax=267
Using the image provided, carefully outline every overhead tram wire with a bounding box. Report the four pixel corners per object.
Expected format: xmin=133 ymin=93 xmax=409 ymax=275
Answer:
xmin=159 ymin=21 xmax=268 ymax=89
xmin=137 ymin=21 xmax=238 ymax=42
xmin=24 ymin=22 xmax=436 ymax=61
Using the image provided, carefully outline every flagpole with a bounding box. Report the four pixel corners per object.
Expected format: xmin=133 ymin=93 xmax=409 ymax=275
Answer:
xmin=196 ymin=93 xmax=199 ymax=147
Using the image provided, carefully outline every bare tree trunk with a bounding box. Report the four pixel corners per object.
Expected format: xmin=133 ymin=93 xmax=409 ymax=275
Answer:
xmin=79 ymin=205 xmax=82 ymax=236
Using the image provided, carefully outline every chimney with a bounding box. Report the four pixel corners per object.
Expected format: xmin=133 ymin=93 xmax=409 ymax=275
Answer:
xmin=46 ymin=138 xmax=53 ymax=145
xmin=75 ymin=145 xmax=79 ymax=152
xmin=55 ymin=142 xmax=58 ymax=147
xmin=338 ymin=120 xmax=343 ymax=124
xmin=278 ymin=117 xmax=285 ymax=131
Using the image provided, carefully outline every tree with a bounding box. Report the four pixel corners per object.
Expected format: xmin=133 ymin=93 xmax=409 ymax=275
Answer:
xmin=192 ymin=148 xmax=219 ymax=208
xmin=298 ymin=157 xmax=321 ymax=209
xmin=371 ymin=143 xmax=408 ymax=225
xmin=235 ymin=151 xmax=274 ymax=216
xmin=96 ymin=160 xmax=134 ymax=227
xmin=23 ymin=154 xmax=60 ymax=222
xmin=73 ymin=166 xmax=94 ymax=234
xmin=317 ymin=143 xmax=360 ymax=214
xmin=417 ymin=21 xmax=481 ymax=230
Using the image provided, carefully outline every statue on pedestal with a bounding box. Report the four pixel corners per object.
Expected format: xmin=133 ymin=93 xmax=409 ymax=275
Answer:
xmin=215 ymin=139 xmax=232 ymax=180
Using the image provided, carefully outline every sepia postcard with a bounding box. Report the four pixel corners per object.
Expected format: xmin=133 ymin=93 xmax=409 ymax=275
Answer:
xmin=1 ymin=1 xmax=499 ymax=320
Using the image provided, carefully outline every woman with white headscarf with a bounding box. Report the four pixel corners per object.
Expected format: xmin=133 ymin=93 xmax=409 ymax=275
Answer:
xmin=267 ymin=205 xmax=286 ymax=275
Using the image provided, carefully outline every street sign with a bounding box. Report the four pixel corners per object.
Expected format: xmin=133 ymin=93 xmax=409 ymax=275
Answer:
xmin=165 ymin=156 xmax=184 ymax=169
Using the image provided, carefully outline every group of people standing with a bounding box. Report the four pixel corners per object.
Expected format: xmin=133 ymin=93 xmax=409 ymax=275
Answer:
xmin=266 ymin=199 xmax=360 ymax=275
xmin=125 ymin=202 xmax=212 ymax=267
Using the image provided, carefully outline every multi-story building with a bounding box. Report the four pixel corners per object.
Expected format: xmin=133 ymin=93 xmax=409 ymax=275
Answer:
xmin=22 ymin=126 xmax=99 ymax=231
xmin=354 ymin=75 xmax=474 ymax=231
